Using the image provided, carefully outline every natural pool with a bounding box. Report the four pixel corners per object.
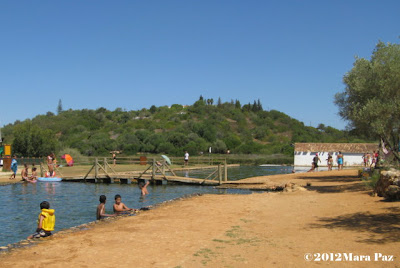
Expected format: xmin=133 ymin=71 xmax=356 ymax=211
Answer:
xmin=0 ymin=165 xmax=298 ymax=247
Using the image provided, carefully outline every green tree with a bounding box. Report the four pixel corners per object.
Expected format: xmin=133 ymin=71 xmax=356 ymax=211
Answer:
xmin=57 ymin=99 xmax=63 ymax=114
xmin=335 ymin=41 xmax=400 ymax=161
xmin=13 ymin=121 xmax=57 ymax=157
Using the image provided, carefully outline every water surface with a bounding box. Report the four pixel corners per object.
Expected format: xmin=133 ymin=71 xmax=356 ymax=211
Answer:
xmin=0 ymin=165 xmax=296 ymax=247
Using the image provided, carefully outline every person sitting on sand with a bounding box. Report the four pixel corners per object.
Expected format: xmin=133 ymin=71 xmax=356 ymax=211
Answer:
xmin=29 ymin=167 xmax=38 ymax=182
xmin=97 ymin=195 xmax=116 ymax=220
xmin=21 ymin=163 xmax=29 ymax=181
xmin=138 ymin=179 xmax=150 ymax=196
xmin=27 ymin=201 xmax=55 ymax=239
xmin=9 ymin=155 xmax=18 ymax=180
xmin=113 ymin=194 xmax=137 ymax=215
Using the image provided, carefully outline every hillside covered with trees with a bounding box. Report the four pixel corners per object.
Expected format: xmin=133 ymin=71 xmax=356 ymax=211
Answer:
xmin=2 ymin=96 xmax=370 ymax=158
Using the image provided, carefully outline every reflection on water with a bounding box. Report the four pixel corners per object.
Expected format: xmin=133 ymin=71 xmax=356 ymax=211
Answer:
xmin=0 ymin=165 xmax=294 ymax=247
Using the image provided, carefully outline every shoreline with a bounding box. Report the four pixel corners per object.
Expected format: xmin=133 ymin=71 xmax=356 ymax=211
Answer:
xmin=0 ymin=192 xmax=204 ymax=253
xmin=1 ymin=169 xmax=399 ymax=267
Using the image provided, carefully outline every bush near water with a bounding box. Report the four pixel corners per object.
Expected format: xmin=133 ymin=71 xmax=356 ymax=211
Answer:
xmin=2 ymin=97 xmax=371 ymax=159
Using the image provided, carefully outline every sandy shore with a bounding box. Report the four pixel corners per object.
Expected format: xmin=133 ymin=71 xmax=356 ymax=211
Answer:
xmin=1 ymin=169 xmax=399 ymax=267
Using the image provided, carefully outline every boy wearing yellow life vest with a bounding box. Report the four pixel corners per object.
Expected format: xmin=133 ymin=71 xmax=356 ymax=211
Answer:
xmin=27 ymin=201 xmax=55 ymax=239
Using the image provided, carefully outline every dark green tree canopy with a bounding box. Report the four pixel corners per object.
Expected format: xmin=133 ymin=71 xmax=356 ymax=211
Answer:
xmin=3 ymin=97 xmax=368 ymax=157
xmin=335 ymin=41 xmax=400 ymax=160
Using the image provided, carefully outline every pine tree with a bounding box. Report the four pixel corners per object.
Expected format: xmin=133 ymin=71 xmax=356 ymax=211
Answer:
xmin=57 ymin=99 xmax=63 ymax=114
xmin=257 ymin=99 xmax=263 ymax=111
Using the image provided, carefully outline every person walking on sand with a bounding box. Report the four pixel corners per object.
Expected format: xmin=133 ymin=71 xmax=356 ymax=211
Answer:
xmin=9 ymin=155 xmax=18 ymax=180
xmin=327 ymin=153 xmax=333 ymax=171
xmin=184 ymin=151 xmax=189 ymax=167
xmin=313 ymin=153 xmax=321 ymax=171
xmin=337 ymin=151 xmax=344 ymax=170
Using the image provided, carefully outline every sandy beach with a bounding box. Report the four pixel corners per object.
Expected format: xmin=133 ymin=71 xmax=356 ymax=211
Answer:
xmin=1 ymin=169 xmax=399 ymax=267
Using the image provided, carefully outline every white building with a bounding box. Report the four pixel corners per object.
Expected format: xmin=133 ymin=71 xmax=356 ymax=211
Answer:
xmin=294 ymin=143 xmax=378 ymax=167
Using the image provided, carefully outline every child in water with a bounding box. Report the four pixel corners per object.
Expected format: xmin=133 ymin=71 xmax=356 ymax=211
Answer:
xmin=97 ymin=195 xmax=116 ymax=220
xmin=27 ymin=201 xmax=55 ymax=239
xmin=138 ymin=179 xmax=149 ymax=196
xmin=29 ymin=167 xmax=38 ymax=182
xmin=113 ymin=194 xmax=137 ymax=215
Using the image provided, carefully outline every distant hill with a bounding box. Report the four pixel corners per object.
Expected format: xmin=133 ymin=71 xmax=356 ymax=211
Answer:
xmin=2 ymin=97 xmax=371 ymax=157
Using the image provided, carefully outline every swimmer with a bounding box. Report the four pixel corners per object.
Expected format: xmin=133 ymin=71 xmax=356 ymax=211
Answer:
xmin=97 ymin=195 xmax=116 ymax=220
xmin=113 ymin=194 xmax=137 ymax=214
xmin=138 ymin=179 xmax=150 ymax=196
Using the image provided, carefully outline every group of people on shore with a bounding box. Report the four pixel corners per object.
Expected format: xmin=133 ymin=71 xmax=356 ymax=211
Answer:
xmin=8 ymin=152 xmax=57 ymax=181
xmin=362 ymin=151 xmax=379 ymax=168
xmin=8 ymin=155 xmax=38 ymax=182
xmin=308 ymin=151 xmax=344 ymax=172
xmin=21 ymin=163 xmax=38 ymax=182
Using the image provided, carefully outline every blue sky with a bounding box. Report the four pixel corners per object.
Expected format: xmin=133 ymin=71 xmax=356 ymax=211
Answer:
xmin=1 ymin=1 xmax=399 ymax=130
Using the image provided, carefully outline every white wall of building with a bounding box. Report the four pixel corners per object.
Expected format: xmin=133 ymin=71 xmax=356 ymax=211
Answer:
xmin=294 ymin=151 xmax=365 ymax=167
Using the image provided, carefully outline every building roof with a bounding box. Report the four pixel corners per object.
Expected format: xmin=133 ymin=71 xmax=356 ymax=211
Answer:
xmin=294 ymin=143 xmax=378 ymax=153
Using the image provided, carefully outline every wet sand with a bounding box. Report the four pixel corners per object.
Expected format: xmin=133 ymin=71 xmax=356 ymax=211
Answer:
xmin=1 ymin=169 xmax=399 ymax=267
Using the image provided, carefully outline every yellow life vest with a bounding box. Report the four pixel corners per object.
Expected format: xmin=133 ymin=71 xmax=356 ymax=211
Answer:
xmin=37 ymin=209 xmax=55 ymax=231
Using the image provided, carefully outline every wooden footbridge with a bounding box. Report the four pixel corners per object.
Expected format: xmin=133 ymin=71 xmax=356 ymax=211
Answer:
xmin=62 ymin=158 xmax=230 ymax=186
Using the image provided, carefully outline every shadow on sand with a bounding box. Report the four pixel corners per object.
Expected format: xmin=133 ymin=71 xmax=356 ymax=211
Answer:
xmin=298 ymin=174 xmax=369 ymax=193
xmin=310 ymin=207 xmax=400 ymax=244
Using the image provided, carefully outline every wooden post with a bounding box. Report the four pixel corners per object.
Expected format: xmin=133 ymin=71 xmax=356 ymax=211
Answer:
xmin=224 ymin=159 xmax=228 ymax=182
xmin=152 ymin=158 xmax=156 ymax=180
xmin=104 ymin=158 xmax=107 ymax=173
xmin=95 ymin=158 xmax=99 ymax=179
xmin=218 ymin=164 xmax=222 ymax=185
